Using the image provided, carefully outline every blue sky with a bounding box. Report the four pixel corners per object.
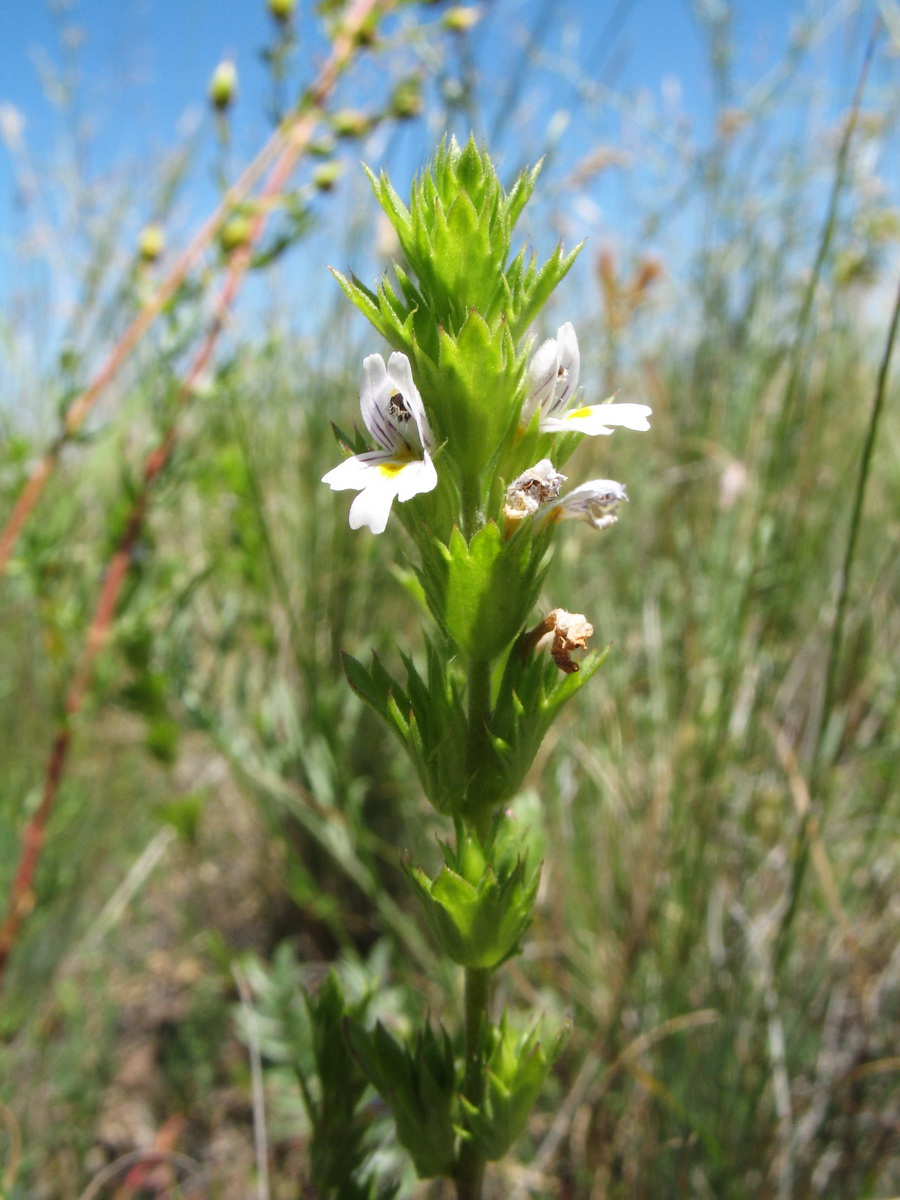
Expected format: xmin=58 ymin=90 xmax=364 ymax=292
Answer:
xmin=0 ymin=0 xmax=808 ymax=190
xmin=0 ymin=0 xmax=893 ymax=380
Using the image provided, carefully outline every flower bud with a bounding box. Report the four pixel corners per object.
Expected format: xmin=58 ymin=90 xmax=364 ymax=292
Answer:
xmin=137 ymin=223 xmax=164 ymax=263
xmin=406 ymin=830 xmax=540 ymax=969
xmin=460 ymin=1010 xmax=571 ymax=1162
xmin=331 ymin=108 xmax=371 ymax=138
xmin=312 ymin=161 xmax=343 ymax=192
xmin=390 ymin=78 xmax=423 ymax=120
xmin=443 ymin=5 xmax=482 ymax=32
xmin=267 ymin=0 xmax=295 ymax=22
xmin=208 ymin=60 xmax=237 ymax=111
xmin=219 ymin=214 xmax=252 ymax=254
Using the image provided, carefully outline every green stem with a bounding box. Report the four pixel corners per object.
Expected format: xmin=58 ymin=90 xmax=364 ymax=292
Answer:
xmin=455 ymin=965 xmax=491 ymax=1200
xmin=465 ymin=657 xmax=493 ymax=842
xmin=461 ymin=472 xmax=481 ymax=541
xmin=455 ymin=656 xmax=495 ymax=1196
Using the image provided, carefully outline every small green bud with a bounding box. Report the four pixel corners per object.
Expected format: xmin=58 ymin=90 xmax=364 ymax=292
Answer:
xmin=137 ymin=223 xmax=164 ymax=263
xmin=209 ymin=59 xmax=237 ymax=110
xmin=353 ymin=16 xmax=379 ymax=46
xmin=219 ymin=214 xmax=252 ymax=254
xmin=390 ymin=77 xmax=423 ymax=120
xmin=267 ymin=0 xmax=295 ymax=22
xmin=331 ymin=108 xmax=371 ymax=138
xmin=308 ymin=135 xmax=336 ymax=158
xmin=312 ymin=161 xmax=343 ymax=192
xmin=443 ymin=5 xmax=482 ymax=32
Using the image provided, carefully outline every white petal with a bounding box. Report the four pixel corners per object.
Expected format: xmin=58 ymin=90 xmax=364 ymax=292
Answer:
xmin=523 ymin=336 xmax=560 ymax=421
xmin=591 ymin=402 xmax=651 ymax=429
xmin=553 ymin=323 xmax=580 ymax=409
xmin=348 ymin=478 xmax=399 ymax=534
xmin=550 ymin=478 xmax=628 ymax=529
xmin=541 ymin=402 xmax=652 ymax=435
xmin=324 ymin=450 xmax=437 ymax=533
xmin=386 ymin=352 xmax=435 ymax=453
xmin=359 ymin=354 xmax=397 ymax=450
xmin=394 ymin=454 xmax=438 ymax=502
xmin=358 ymin=350 xmax=433 ymax=459
xmin=322 ymin=450 xmax=397 ymax=491
xmin=564 ymin=479 xmax=628 ymax=508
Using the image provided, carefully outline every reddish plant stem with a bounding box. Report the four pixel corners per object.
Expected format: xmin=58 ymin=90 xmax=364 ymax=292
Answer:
xmin=0 ymin=0 xmax=391 ymax=991
xmin=111 ymin=1114 xmax=187 ymax=1200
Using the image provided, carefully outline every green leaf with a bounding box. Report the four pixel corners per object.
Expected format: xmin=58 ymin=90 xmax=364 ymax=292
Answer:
xmin=346 ymin=1020 xmax=458 ymax=1178
xmin=436 ymin=523 xmax=545 ymax=662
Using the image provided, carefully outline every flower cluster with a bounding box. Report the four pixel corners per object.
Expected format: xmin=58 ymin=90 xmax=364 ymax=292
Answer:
xmin=323 ymin=322 xmax=650 ymax=537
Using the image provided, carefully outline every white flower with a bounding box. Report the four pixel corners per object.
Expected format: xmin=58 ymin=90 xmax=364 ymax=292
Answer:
xmin=522 ymin=321 xmax=652 ymax=435
xmin=322 ymin=352 xmax=437 ymax=534
xmin=503 ymin=459 xmax=567 ymax=520
xmin=543 ymin=479 xmax=628 ymax=532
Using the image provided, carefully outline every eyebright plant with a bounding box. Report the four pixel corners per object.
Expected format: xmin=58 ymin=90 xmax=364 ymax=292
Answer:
xmin=315 ymin=136 xmax=651 ymax=1200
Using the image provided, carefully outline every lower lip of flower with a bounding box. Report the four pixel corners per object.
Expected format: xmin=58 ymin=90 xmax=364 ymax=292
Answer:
xmin=377 ymin=459 xmax=413 ymax=479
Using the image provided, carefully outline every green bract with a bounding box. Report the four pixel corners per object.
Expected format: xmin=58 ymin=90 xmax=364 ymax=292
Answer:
xmin=406 ymin=827 xmax=541 ymax=969
xmin=345 ymin=1020 xmax=458 ymax=1179
xmin=418 ymin=522 xmax=552 ymax=661
xmin=460 ymin=1011 xmax=571 ymax=1161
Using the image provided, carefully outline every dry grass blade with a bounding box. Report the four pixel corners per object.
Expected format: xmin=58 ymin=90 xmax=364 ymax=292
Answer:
xmin=0 ymin=1100 xmax=23 ymax=1193
xmin=767 ymin=718 xmax=850 ymax=940
xmin=232 ymin=963 xmax=271 ymax=1200
xmin=509 ymin=1011 xmax=720 ymax=1197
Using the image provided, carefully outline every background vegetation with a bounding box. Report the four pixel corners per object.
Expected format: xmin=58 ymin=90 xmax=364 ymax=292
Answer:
xmin=1 ymin=1 xmax=898 ymax=1197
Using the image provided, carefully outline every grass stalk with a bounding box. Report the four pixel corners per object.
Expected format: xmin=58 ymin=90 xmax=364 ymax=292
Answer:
xmin=762 ymin=22 xmax=878 ymax=489
xmin=774 ymin=271 xmax=900 ymax=969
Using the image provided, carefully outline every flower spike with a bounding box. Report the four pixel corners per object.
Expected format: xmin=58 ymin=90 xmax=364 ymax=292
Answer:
xmin=522 ymin=321 xmax=652 ymax=435
xmin=322 ymin=352 xmax=437 ymax=534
